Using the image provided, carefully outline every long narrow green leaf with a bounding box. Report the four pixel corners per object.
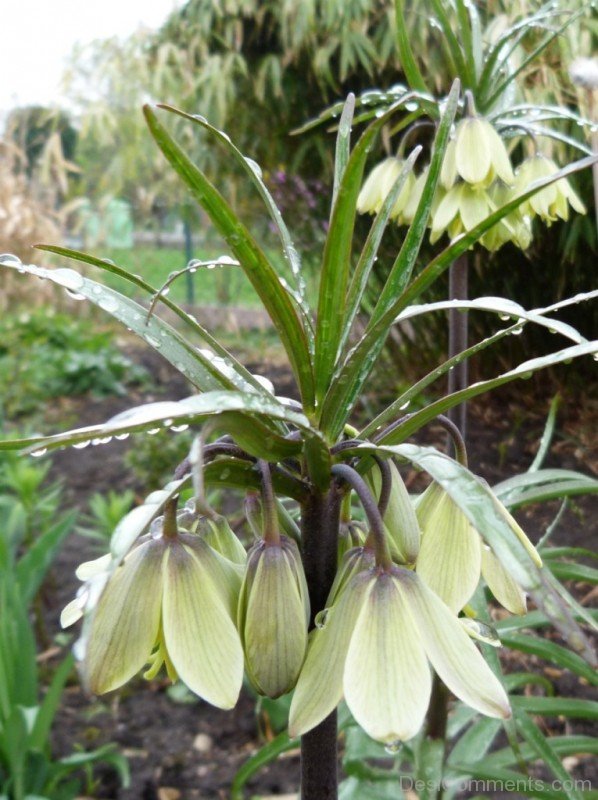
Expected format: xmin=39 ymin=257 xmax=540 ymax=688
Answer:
xmin=155 ymin=104 xmax=314 ymax=338
xmin=394 ymin=0 xmax=432 ymax=95
xmin=499 ymin=632 xmax=598 ymax=685
xmin=447 ymin=717 xmax=502 ymax=768
xmin=30 ymin=654 xmax=75 ymax=751
xmin=476 ymin=6 xmax=562 ymax=100
xmin=515 ymin=708 xmax=584 ymax=800
xmin=314 ymin=95 xmax=421 ymax=402
xmin=0 ymin=259 xmax=255 ymax=396
xmin=332 ymin=94 xmax=356 ymax=207
xmin=340 ymin=147 xmax=422 ymax=355
xmin=494 ymin=469 xmax=598 ymax=510
xmin=446 ymin=764 xmax=588 ymax=800
xmin=319 ymin=82 xmax=460 ymax=438
xmin=482 ymin=10 xmax=583 ymax=110
xmin=0 ymin=391 xmax=324 ymax=458
xmin=16 ymin=513 xmax=76 ymax=604
xmin=376 ymin=342 xmax=598 ymax=446
xmin=143 ymin=105 xmax=315 ymax=411
xmin=429 ymin=0 xmax=472 ymax=87
xmin=230 ymin=732 xmax=298 ymax=800
xmin=35 ymin=244 xmax=273 ymax=399
xmin=361 ymin=290 xmax=598 ymax=439
xmin=512 ymin=696 xmax=598 ymax=720
xmin=529 ymin=395 xmax=561 ymax=472
xmin=371 ymin=81 xmax=460 ymax=325
xmin=482 ymin=734 xmax=598 ymax=771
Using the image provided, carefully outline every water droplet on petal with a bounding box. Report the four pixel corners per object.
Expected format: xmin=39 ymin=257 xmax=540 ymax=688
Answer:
xmin=384 ymin=740 xmax=403 ymax=755
xmin=0 ymin=253 xmax=22 ymax=266
xmin=314 ymin=608 xmax=330 ymax=629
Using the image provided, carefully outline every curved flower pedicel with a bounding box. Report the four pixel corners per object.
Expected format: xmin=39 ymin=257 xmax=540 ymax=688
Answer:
xmin=289 ymin=565 xmax=511 ymax=745
xmin=62 ymin=523 xmax=245 ymax=709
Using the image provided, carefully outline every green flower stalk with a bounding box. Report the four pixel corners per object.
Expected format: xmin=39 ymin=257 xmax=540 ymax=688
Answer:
xmin=62 ymin=521 xmax=244 ymax=708
xmin=366 ymin=459 xmax=420 ymax=564
xmin=289 ymin=566 xmax=511 ymax=745
xmin=514 ymin=155 xmax=586 ymax=225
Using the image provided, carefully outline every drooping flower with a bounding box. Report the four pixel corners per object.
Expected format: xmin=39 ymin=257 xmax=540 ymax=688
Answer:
xmin=415 ymin=481 xmax=538 ymax=615
xmin=514 ymin=155 xmax=586 ymax=225
xmin=238 ymin=535 xmax=310 ymax=698
xmin=357 ymin=156 xmax=416 ymax=222
xmin=62 ymin=527 xmax=244 ymax=709
xmin=289 ymin=566 xmax=511 ymax=744
xmin=452 ymin=117 xmax=514 ymax=188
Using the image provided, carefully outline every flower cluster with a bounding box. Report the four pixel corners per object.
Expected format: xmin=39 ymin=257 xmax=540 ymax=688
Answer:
xmin=358 ymin=113 xmax=585 ymax=252
xmin=63 ymin=458 xmax=540 ymax=745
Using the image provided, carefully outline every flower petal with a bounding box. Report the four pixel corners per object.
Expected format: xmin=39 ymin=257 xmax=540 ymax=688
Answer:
xmin=85 ymin=540 xmax=164 ymax=694
xmin=481 ymin=546 xmax=527 ymax=615
xmin=416 ymin=484 xmax=481 ymax=613
xmin=456 ymin=118 xmax=491 ymax=186
xmin=288 ymin=571 xmax=372 ymax=738
xmin=399 ymin=570 xmax=511 ymax=719
xmin=242 ymin=545 xmax=308 ymax=697
xmin=344 ymin=572 xmax=431 ymax=743
xmin=162 ymin=542 xmax=244 ymax=709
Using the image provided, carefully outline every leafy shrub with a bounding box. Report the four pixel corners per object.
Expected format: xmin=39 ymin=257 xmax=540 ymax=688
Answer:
xmin=0 ymin=309 xmax=148 ymax=419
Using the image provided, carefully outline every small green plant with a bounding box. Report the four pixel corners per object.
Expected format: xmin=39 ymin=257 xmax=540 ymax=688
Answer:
xmin=0 ymin=454 xmax=129 ymax=799
xmin=76 ymin=489 xmax=136 ymax=547
xmin=0 ymin=309 xmax=148 ymax=420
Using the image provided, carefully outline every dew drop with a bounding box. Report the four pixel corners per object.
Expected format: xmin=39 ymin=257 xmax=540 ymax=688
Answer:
xmin=31 ymin=447 xmax=47 ymax=458
xmin=99 ymin=295 xmax=119 ymax=313
xmin=65 ymin=289 xmax=86 ymax=300
xmin=171 ymin=424 xmax=189 ymax=432
xmin=0 ymin=253 xmax=22 ymax=266
xmin=384 ymin=740 xmax=403 ymax=755
xmin=73 ymin=440 xmax=90 ymax=449
xmin=314 ymin=608 xmax=330 ymax=629
xmin=150 ymin=517 xmax=164 ymax=539
xmin=147 ymin=428 xmax=161 ymax=436
xmin=114 ymin=433 xmax=130 ymax=441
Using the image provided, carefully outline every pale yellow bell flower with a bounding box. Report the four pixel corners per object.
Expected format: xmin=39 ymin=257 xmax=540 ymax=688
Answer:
xmin=289 ymin=566 xmax=511 ymax=745
xmin=514 ymin=155 xmax=586 ymax=225
xmin=63 ymin=532 xmax=244 ymax=709
xmin=237 ymin=536 xmax=310 ymax=698
xmin=454 ymin=117 xmax=514 ymax=188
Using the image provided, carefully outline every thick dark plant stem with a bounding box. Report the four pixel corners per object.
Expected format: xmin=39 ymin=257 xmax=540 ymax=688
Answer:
xmin=447 ymin=254 xmax=469 ymax=446
xmin=300 ymin=487 xmax=341 ymax=800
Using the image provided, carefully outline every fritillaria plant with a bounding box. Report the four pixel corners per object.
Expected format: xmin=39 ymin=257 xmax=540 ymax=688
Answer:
xmin=1 ymin=76 xmax=596 ymax=799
